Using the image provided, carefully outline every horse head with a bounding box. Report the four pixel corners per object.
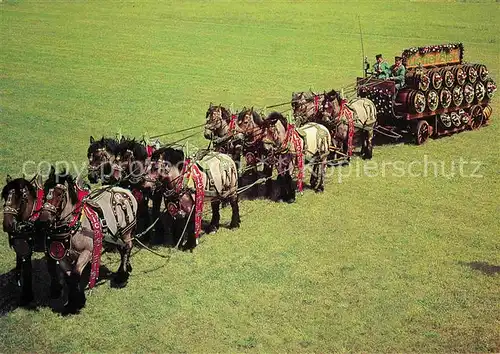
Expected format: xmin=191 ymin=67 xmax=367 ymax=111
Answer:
xmin=87 ymin=136 xmax=118 ymax=184
xmin=323 ymin=89 xmax=342 ymax=118
xmin=38 ymin=167 xmax=79 ymax=226
xmin=236 ymin=107 xmax=264 ymax=145
xmin=204 ymin=103 xmax=232 ymax=140
xmin=261 ymin=112 xmax=288 ymax=152
xmin=2 ymin=175 xmax=37 ymax=234
xmin=144 ymin=147 xmax=185 ymax=192
xmin=113 ymin=138 xmax=148 ymax=185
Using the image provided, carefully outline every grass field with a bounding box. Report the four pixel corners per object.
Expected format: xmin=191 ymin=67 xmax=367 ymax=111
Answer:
xmin=1 ymin=0 xmax=499 ymax=352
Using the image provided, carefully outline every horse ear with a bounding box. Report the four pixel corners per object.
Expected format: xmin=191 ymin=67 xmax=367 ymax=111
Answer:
xmin=49 ymin=165 xmax=55 ymax=178
xmin=120 ymin=136 xmax=125 ymax=143
xmin=209 ymin=102 xmax=213 ymax=108
xmin=90 ymin=136 xmax=95 ymax=144
xmin=6 ymin=175 xmax=12 ymax=183
xmin=250 ymin=107 xmax=254 ymax=113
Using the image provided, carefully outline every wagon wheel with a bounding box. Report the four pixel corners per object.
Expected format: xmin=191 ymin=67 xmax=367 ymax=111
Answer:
xmin=415 ymin=120 xmax=430 ymax=145
xmin=469 ymin=105 xmax=484 ymax=130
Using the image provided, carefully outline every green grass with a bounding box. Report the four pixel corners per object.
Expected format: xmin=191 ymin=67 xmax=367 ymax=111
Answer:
xmin=1 ymin=0 xmax=499 ymax=352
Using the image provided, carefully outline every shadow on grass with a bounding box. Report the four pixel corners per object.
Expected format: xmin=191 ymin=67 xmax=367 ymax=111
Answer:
xmin=0 ymin=257 xmax=115 ymax=317
xmin=459 ymin=261 xmax=500 ymax=276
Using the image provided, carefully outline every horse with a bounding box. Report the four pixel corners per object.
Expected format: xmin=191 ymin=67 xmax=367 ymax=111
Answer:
xmin=291 ymin=91 xmax=325 ymax=127
xmin=322 ymin=90 xmax=377 ymax=159
xmin=143 ymin=147 xmax=240 ymax=249
xmin=37 ymin=168 xmax=138 ymax=314
xmin=87 ymin=136 xmax=119 ymax=184
xmin=239 ymin=110 xmax=331 ymax=202
xmin=2 ymin=175 xmax=61 ymax=305
xmin=204 ymin=103 xmax=243 ymax=164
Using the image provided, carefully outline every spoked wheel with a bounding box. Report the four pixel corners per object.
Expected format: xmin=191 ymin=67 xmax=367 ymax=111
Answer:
xmin=415 ymin=120 xmax=430 ymax=145
xmin=469 ymin=105 xmax=484 ymax=130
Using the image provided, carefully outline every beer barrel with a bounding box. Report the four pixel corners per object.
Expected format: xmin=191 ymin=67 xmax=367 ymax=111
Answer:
xmin=466 ymin=65 xmax=478 ymax=84
xmin=440 ymin=88 xmax=452 ymax=109
xmin=426 ymin=89 xmax=439 ymax=112
xmin=441 ymin=68 xmax=455 ymax=88
xmin=395 ymin=89 xmax=426 ymax=114
xmin=405 ymin=70 xmax=430 ymax=91
xmin=483 ymin=105 xmax=492 ymax=121
xmin=430 ymin=70 xmax=443 ymax=90
xmin=463 ymin=83 xmax=475 ymax=104
xmin=451 ymin=111 xmax=462 ymax=127
xmin=439 ymin=113 xmax=452 ymax=128
xmin=459 ymin=109 xmax=470 ymax=125
xmin=485 ymin=79 xmax=497 ymax=99
xmin=475 ymin=81 xmax=486 ymax=102
xmin=472 ymin=64 xmax=489 ymax=82
xmin=452 ymin=85 xmax=464 ymax=106
xmin=451 ymin=66 xmax=467 ymax=86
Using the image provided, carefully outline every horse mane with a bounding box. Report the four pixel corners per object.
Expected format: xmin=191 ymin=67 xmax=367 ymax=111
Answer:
xmin=325 ymin=89 xmax=340 ymax=103
xmin=87 ymin=136 xmax=119 ymax=158
xmin=43 ymin=169 xmax=78 ymax=205
xmin=151 ymin=147 xmax=185 ymax=169
xmin=206 ymin=105 xmax=232 ymax=123
xmin=2 ymin=178 xmax=36 ymax=200
xmin=117 ymin=138 xmax=148 ymax=162
xmin=266 ymin=111 xmax=288 ymax=129
xmin=238 ymin=108 xmax=263 ymax=126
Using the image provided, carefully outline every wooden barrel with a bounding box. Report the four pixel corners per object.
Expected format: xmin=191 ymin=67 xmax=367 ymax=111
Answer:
xmin=452 ymin=85 xmax=464 ymax=106
xmin=439 ymin=88 xmax=452 ymax=109
xmin=465 ymin=65 xmax=478 ymax=84
xmin=485 ymin=79 xmax=497 ymax=99
xmin=405 ymin=70 xmax=430 ymax=91
xmin=451 ymin=111 xmax=462 ymax=127
xmin=430 ymin=69 xmax=443 ymax=90
xmin=463 ymin=83 xmax=475 ymax=104
xmin=438 ymin=113 xmax=452 ymax=128
xmin=451 ymin=65 xmax=467 ymax=86
xmin=483 ymin=105 xmax=492 ymax=121
xmin=426 ymin=89 xmax=439 ymax=112
xmin=474 ymin=81 xmax=486 ymax=102
xmin=472 ymin=64 xmax=489 ymax=82
xmin=395 ymin=89 xmax=426 ymax=114
xmin=440 ymin=67 xmax=455 ymax=88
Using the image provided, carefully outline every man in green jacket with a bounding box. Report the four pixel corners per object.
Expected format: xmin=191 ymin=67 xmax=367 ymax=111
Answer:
xmin=373 ymin=54 xmax=391 ymax=79
xmin=389 ymin=56 xmax=406 ymax=89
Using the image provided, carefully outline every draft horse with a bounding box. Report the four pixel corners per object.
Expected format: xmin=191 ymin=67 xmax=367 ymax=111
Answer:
xmin=87 ymin=136 xmax=119 ymax=184
xmin=144 ymin=147 xmax=240 ymax=249
xmin=291 ymin=91 xmax=325 ymax=127
xmin=322 ymin=90 xmax=377 ymax=159
xmin=37 ymin=168 xmax=138 ymax=314
xmin=2 ymin=175 xmax=61 ymax=305
xmin=238 ymin=110 xmax=331 ymax=202
xmin=204 ymin=103 xmax=242 ymax=164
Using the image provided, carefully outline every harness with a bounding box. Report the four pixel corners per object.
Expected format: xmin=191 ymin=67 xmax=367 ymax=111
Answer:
xmin=337 ymin=99 xmax=355 ymax=157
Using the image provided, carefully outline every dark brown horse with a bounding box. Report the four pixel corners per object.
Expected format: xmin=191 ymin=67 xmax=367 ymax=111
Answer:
xmin=87 ymin=136 xmax=119 ymax=184
xmin=291 ymin=91 xmax=325 ymax=127
xmin=2 ymin=175 xmax=61 ymax=305
xmin=37 ymin=168 xmax=138 ymax=314
xmin=143 ymin=147 xmax=240 ymax=249
xmin=321 ymin=90 xmax=376 ymax=159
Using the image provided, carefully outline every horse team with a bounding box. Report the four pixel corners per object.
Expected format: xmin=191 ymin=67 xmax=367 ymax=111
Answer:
xmin=2 ymin=90 xmax=378 ymax=314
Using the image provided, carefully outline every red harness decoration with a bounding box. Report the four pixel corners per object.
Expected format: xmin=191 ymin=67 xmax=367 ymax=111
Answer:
xmin=29 ymin=187 xmax=45 ymax=222
xmin=314 ymin=95 xmax=319 ymax=114
xmin=132 ymin=188 xmax=143 ymax=203
xmin=68 ymin=188 xmax=90 ymax=228
xmin=229 ymin=114 xmax=236 ymax=134
xmin=176 ymin=160 xmax=205 ymax=240
xmin=338 ymin=99 xmax=355 ymax=157
xmin=84 ymin=204 xmax=103 ymax=289
xmin=146 ymin=145 xmax=155 ymax=158
xmin=284 ymin=124 xmax=304 ymax=192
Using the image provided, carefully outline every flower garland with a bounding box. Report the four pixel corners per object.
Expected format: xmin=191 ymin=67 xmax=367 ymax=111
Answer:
xmin=402 ymin=43 xmax=464 ymax=63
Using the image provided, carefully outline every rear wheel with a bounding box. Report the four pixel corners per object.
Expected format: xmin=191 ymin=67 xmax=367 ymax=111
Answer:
xmin=415 ymin=120 xmax=430 ymax=145
xmin=469 ymin=105 xmax=484 ymax=130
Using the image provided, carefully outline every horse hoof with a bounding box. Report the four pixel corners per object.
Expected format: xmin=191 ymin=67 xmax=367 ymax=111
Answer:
xmin=286 ymin=198 xmax=296 ymax=204
xmin=207 ymin=225 xmax=218 ymax=234
xmin=229 ymin=222 xmax=240 ymax=229
xmin=113 ymin=272 xmax=129 ymax=288
xmin=126 ymin=263 xmax=133 ymax=273
xmin=315 ymin=187 xmax=324 ymax=193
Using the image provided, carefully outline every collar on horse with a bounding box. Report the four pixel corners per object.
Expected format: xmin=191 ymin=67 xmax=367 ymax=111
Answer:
xmin=337 ymin=99 xmax=355 ymax=157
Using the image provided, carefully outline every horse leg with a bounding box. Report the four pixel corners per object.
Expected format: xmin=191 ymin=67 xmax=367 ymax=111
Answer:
xmin=229 ymin=195 xmax=241 ymax=229
xmin=47 ymin=257 xmax=62 ymax=299
xmin=18 ymin=254 xmax=33 ymax=306
xmin=317 ymin=157 xmax=326 ymax=192
xmin=363 ymin=130 xmax=373 ymax=159
xmin=310 ymin=158 xmax=318 ymax=189
xmin=115 ymin=235 xmax=133 ymax=288
xmin=263 ymin=163 xmax=273 ymax=198
xmin=208 ymin=200 xmax=220 ymax=234
xmin=151 ymin=192 xmax=164 ymax=244
xmin=285 ymin=171 xmax=296 ymax=203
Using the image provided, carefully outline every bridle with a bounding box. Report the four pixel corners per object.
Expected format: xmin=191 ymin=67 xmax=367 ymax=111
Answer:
xmin=3 ymin=187 xmax=30 ymax=218
xmin=42 ymin=183 xmax=68 ymax=219
xmin=88 ymin=147 xmax=114 ymax=173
